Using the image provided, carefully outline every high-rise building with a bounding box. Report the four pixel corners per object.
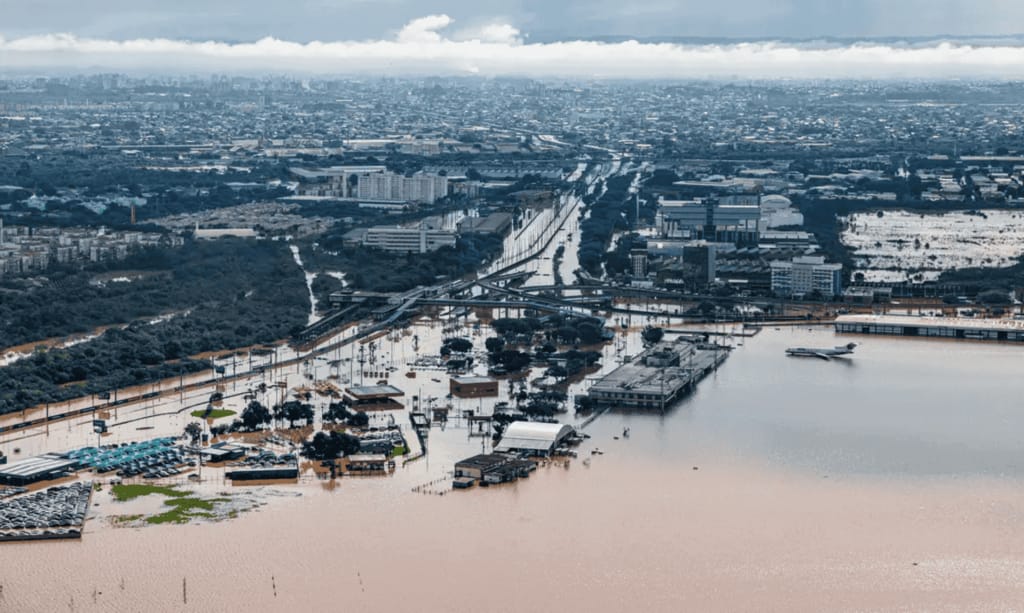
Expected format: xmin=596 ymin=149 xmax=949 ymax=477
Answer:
xmin=356 ymin=172 xmax=449 ymax=203
xmin=770 ymin=255 xmax=843 ymax=297
xmin=291 ymin=165 xmax=386 ymax=198
xmin=630 ymin=249 xmax=648 ymax=277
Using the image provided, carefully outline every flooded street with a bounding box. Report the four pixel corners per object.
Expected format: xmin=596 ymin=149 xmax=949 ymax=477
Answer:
xmin=5 ymin=326 xmax=1024 ymax=611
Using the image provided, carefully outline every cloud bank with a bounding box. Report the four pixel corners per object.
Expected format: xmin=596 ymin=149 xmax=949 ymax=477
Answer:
xmin=2 ymin=14 xmax=1024 ymax=79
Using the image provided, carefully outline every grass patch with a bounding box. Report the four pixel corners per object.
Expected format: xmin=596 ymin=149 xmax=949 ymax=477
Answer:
xmin=190 ymin=408 xmax=237 ymax=420
xmin=390 ymin=444 xmax=407 ymax=457
xmin=110 ymin=514 xmax=143 ymax=525
xmin=145 ymin=497 xmax=231 ymax=525
xmin=111 ymin=483 xmax=188 ymax=502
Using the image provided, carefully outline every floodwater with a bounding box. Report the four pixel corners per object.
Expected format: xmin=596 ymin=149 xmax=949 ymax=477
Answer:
xmin=842 ymin=209 xmax=1024 ymax=283
xmin=5 ymin=327 xmax=1024 ymax=611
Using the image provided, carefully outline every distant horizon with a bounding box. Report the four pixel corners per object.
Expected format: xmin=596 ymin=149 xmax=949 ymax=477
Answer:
xmin=4 ymin=16 xmax=1024 ymax=80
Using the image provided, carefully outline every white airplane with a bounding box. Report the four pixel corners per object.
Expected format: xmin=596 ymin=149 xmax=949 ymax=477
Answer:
xmin=785 ymin=342 xmax=858 ymax=360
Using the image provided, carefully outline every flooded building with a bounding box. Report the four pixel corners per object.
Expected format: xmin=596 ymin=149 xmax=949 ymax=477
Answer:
xmin=200 ymin=442 xmax=248 ymax=463
xmin=226 ymin=464 xmax=299 ymax=481
xmin=449 ymin=376 xmax=499 ymax=398
xmin=345 ymin=454 xmax=391 ymax=473
xmin=344 ymin=385 xmax=405 ymax=410
xmin=585 ymin=339 xmax=729 ymax=411
xmin=494 ymin=422 xmax=575 ymax=456
xmin=0 ymin=455 xmax=79 ymax=486
xmin=454 ymin=453 xmax=537 ymax=485
xmin=835 ymin=314 xmax=1024 ymax=342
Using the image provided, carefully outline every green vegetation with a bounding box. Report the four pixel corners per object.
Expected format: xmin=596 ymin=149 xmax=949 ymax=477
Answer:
xmin=110 ymin=483 xmax=234 ymax=525
xmin=146 ymin=497 xmax=230 ymax=525
xmin=190 ymin=408 xmax=236 ymax=420
xmin=390 ymin=444 xmax=407 ymax=457
xmin=111 ymin=483 xmax=188 ymax=502
xmin=0 ymin=153 xmax=289 ymax=228
xmin=604 ymin=233 xmax=647 ymax=278
xmin=323 ymin=402 xmax=369 ymax=428
xmin=0 ymin=238 xmax=309 ymax=415
xmin=0 ymin=238 xmax=306 ymax=348
xmin=579 ymin=172 xmax=645 ymax=276
xmin=302 ymin=234 xmax=503 ymax=293
xmin=302 ymin=430 xmax=361 ymax=460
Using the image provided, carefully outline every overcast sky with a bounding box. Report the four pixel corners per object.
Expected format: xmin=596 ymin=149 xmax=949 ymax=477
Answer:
xmin=3 ymin=0 xmax=1023 ymax=41
xmin=1 ymin=1 xmax=1023 ymax=78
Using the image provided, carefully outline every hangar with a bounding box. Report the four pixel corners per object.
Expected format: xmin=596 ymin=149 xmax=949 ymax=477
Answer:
xmin=494 ymin=421 xmax=575 ymax=456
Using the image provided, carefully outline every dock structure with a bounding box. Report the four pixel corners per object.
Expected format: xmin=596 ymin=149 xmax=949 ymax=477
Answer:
xmin=584 ymin=339 xmax=729 ymax=411
xmin=835 ymin=314 xmax=1024 ymax=342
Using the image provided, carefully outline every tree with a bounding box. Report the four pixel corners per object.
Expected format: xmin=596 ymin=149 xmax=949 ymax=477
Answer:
xmin=642 ymin=327 xmax=664 ymax=344
xmin=241 ymin=400 xmax=272 ymax=431
xmin=347 ymin=411 xmax=369 ymax=428
xmin=576 ymin=322 xmax=603 ymax=345
xmin=324 ymin=401 xmax=352 ymax=423
xmin=443 ymin=337 xmax=473 ymax=353
xmin=484 ymin=337 xmax=505 ymax=354
xmin=302 ymin=431 xmax=361 ymax=460
xmin=280 ymin=401 xmax=314 ymax=428
xmin=184 ymin=422 xmax=203 ymax=443
xmin=493 ymin=350 xmax=532 ymax=372
xmin=555 ymin=326 xmax=579 ymax=344
xmin=979 ymin=289 xmax=1010 ymax=305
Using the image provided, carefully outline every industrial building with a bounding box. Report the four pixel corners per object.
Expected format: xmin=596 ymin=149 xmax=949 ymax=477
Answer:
xmin=0 ymin=454 xmax=79 ymax=486
xmin=651 ymin=241 xmax=717 ymax=289
xmin=494 ymin=421 xmax=576 ymax=456
xmin=585 ymin=339 xmax=729 ymax=411
xmin=657 ymin=198 xmax=760 ymax=244
xmin=454 ymin=453 xmax=537 ymax=485
xmin=343 ymin=218 xmax=457 ymax=254
xmin=200 ymin=442 xmax=248 ymax=463
xmin=345 ymin=454 xmax=391 ymax=473
xmin=835 ymin=314 xmax=1024 ymax=342
xmin=770 ymin=255 xmax=843 ymax=297
xmin=344 ymin=385 xmax=405 ymax=410
xmin=449 ymin=375 xmax=499 ymax=398
xmin=456 ymin=212 xmax=513 ymax=236
xmin=225 ymin=463 xmax=299 ymax=481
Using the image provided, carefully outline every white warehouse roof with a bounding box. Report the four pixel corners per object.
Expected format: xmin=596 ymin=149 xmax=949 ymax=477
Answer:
xmin=495 ymin=422 xmax=575 ymax=453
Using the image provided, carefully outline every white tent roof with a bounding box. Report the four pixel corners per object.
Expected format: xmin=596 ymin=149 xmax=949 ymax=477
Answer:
xmin=495 ymin=422 xmax=574 ymax=452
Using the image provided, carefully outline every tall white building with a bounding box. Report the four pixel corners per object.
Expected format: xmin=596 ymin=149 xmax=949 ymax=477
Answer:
xmin=770 ymin=255 xmax=843 ymax=297
xmin=356 ymin=172 xmax=449 ymax=203
xmin=292 ymin=165 xmax=386 ymax=198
